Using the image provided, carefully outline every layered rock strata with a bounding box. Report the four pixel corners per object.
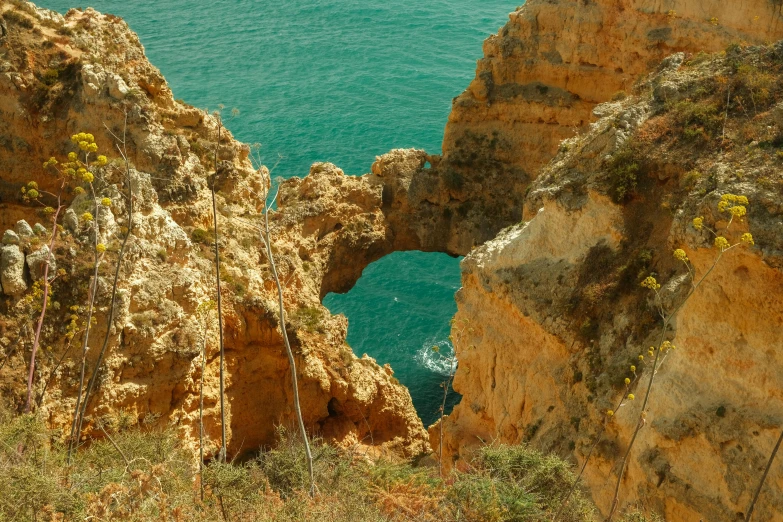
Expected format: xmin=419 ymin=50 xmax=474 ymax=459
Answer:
xmin=437 ymin=49 xmax=783 ymax=520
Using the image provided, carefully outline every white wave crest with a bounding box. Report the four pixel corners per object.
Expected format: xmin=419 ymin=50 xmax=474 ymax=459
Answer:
xmin=415 ymin=338 xmax=457 ymax=377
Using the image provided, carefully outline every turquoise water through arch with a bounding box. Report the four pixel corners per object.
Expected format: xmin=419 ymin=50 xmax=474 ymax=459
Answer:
xmin=39 ymin=0 xmax=514 ymax=426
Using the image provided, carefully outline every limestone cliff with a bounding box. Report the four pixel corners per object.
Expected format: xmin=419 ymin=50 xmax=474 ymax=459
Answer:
xmin=437 ymin=48 xmax=783 ymax=520
xmin=430 ymin=0 xmax=783 ymax=250
xmin=3 ymin=0 xmax=783 ymax=519
xmin=0 ymin=2 xmax=427 ymax=459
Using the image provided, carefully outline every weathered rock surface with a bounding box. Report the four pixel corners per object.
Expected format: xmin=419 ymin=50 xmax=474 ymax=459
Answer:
xmin=2 ymin=0 xmax=783 ymax=519
xmin=0 ymin=244 xmax=26 ymax=295
xmin=430 ymin=0 xmax=783 ymax=249
xmin=0 ymin=1 xmax=427 ymax=460
xmin=436 ymin=47 xmax=783 ymax=520
xmin=14 ymin=220 xmax=33 ymax=237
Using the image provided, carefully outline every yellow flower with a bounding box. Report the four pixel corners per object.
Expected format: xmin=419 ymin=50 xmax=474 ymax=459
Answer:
xmin=638 ymin=355 xmax=644 ymax=361
xmin=728 ymin=205 xmax=746 ymax=217
xmin=67 ymin=152 xmax=78 ymax=161
xmin=624 ymin=377 xmax=631 ymax=385
xmin=101 ymin=197 xmax=112 ymax=207
xmin=82 ymin=212 xmax=93 ymax=222
xmin=85 ymin=133 xmax=95 ymax=143
xmin=692 ymin=217 xmax=704 ymax=230
xmin=661 ymin=341 xmax=673 ymax=351
xmin=641 ymin=276 xmax=661 ymax=291
xmin=741 ymin=233 xmax=754 ymax=245
xmin=79 ymin=141 xmax=90 ymax=151
xmin=736 ymin=195 xmax=749 ymax=205
xmin=714 ymin=236 xmax=730 ymax=251
xmin=44 ymin=207 xmax=55 ymax=214
xmin=27 ymin=181 xmax=38 ymax=189
xmin=73 ymin=187 xmax=85 ymax=195
xmin=65 ymin=168 xmax=76 ymax=177
xmin=26 ymin=189 xmax=39 ymax=199
xmin=628 ymin=394 xmax=635 ymax=401
xmin=88 ymin=143 xmax=98 ymax=153
xmin=648 ymin=349 xmax=654 ymax=356
xmin=95 ymin=155 xmax=108 ymax=166
xmin=718 ymin=199 xmax=730 ymax=212
xmin=96 ymin=243 xmax=106 ymax=253
xmin=673 ymin=249 xmax=688 ymax=262
xmin=82 ymin=172 xmax=94 ymax=183
xmin=606 ymin=410 xmax=614 ymax=417
xmin=630 ymin=365 xmax=636 ymax=373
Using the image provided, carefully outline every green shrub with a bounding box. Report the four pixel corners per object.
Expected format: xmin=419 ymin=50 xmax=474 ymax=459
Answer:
xmin=448 ymin=444 xmax=597 ymax=522
xmin=191 ymin=227 xmax=214 ymax=244
xmin=292 ymin=306 xmax=325 ymax=333
xmin=0 ymin=408 xmax=606 ymax=521
xmin=608 ymin=145 xmax=641 ymax=203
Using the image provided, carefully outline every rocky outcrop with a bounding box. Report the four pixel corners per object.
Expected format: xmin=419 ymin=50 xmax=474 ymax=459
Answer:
xmin=2 ymin=0 xmax=783 ymax=518
xmin=429 ymin=0 xmax=783 ymax=250
xmin=0 ymin=2 xmax=427 ymax=459
xmin=437 ymin=47 xmax=783 ymax=519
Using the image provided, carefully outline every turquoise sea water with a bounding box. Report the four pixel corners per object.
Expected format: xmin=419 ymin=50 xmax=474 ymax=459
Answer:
xmin=39 ymin=0 xmax=513 ymax=426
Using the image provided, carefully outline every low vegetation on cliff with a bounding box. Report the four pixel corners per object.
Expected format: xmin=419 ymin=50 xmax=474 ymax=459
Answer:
xmin=0 ymin=408 xmax=645 ymax=522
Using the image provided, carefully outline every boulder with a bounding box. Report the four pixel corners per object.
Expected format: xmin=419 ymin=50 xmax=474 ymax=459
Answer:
xmin=14 ymin=220 xmax=33 ymax=237
xmin=1 ymin=245 xmax=26 ymax=295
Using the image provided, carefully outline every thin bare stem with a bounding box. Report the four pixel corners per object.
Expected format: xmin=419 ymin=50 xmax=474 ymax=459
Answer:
xmin=69 ymin=182 xmax=103 ymax=462
xmin=745 ymin=428 xmax=783 ymax=522
xmin=24 ymin=193 xmax=63 ymax=414
xmin=438 ymin=363 xmax=455 ymax=478
xmin=436 ymin=337 xmax=458 ymax=479
xmin=261 ymin=189 xmax=315 ymax=497
xmin=97 ymin=422 xmax=130 ymax=470
xmin=199 ymin=311 xmax=210 ymax=501
xmin=210 ymin=118 xmax=227 ymax=462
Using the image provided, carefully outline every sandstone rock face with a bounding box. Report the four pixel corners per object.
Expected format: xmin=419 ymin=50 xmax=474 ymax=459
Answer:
xmin=431 ymin=0 xmax=783 ymax=249
xmin=437 ymin=48 xmax=783 ymax=520
xmin=0 ymin=2 xmax=427 ymax=460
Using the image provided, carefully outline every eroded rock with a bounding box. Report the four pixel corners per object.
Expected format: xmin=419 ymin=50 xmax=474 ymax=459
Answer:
xmin=0 ymin=245 xmax=26 ymax=295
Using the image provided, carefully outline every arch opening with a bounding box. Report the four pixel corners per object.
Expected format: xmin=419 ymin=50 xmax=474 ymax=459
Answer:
xmin=323 ymin=250 xmax=463 ymax=427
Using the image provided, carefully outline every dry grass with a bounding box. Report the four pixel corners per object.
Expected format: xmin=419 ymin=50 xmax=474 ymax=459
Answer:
xmin=0 ymin=407 xmax=676 ymax=522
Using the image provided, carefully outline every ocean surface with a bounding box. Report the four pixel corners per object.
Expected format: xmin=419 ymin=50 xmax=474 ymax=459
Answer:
xmin=39 ymin=0 xmax=513 ymax=426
